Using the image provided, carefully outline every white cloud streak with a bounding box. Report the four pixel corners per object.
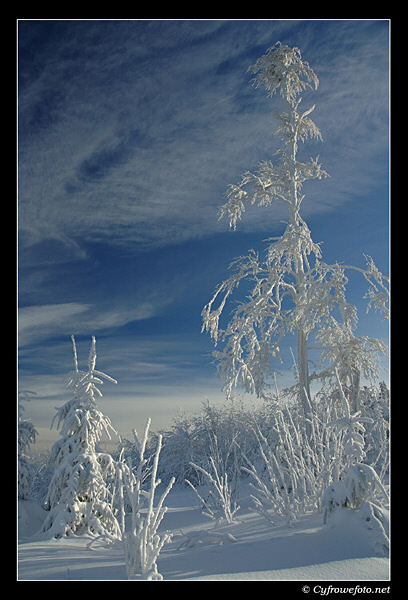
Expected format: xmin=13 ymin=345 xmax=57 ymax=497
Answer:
xmin=18 ymin=298 xmax=169 ymax=347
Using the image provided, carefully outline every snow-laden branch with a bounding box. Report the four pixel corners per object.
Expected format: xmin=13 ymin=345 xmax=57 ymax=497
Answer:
xmin=220 ymin=154 xmax=328 ymax=230
xmin=314 ymin=256 xmax=389 ymax=320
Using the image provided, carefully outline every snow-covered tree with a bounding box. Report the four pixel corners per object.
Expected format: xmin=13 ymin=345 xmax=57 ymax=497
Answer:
xmin=202 ymin=42 xmax=389 ymax=426
xmin=18 ymin=390 xmax=38 ymax=500
xmin=39 ymin=336 xmax=121 ymax=540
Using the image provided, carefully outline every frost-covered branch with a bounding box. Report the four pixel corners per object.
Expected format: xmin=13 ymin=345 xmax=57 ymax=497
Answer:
xmin=220 ymin=154 xmax=328 ymax=231
xmin=319 ymin=256 xmax=389 ymax=320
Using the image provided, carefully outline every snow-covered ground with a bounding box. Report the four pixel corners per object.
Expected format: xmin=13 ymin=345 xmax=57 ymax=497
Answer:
xmin=17 ymin=484 xmax=390 ymax=582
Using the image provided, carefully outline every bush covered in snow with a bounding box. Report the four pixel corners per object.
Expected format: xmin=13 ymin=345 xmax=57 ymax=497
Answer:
xmin=186 ymin=434 xmax=241 ymax=523
xmin=119 ymin=419 xmax=174 ymax=580
xmin=322 ymin=372 xmax=389 ymax=556
xmin=155 ymin=399 xmax=278 ymax=486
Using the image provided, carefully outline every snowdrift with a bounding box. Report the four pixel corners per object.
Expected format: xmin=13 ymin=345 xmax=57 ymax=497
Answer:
xmin=18 ymin=485 xmax=390 ymax=581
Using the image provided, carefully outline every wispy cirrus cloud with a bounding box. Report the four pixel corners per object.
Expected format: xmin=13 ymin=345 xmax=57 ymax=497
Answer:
xmin=18 ymin=20 xmax=389 ymax=263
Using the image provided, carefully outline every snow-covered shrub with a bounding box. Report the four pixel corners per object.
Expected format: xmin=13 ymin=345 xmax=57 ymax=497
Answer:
xmin=39 ymin=336 xmax=121 ymax=540
xmin=322 ymin=371 xmax=389 ymax=556
xmin=358 ymin=382 xmax=389 ymax=483
xmin=28 ymin=454 xmax=54 ymax=504
xmin=322 ymin=463 xmax=389 ymax=516
xmin=18 ymin=391 xmax=38 ymax=500
xmin=322 ymin=496 xmax=389 ymax=558
xmin=186 ymin=432 xmax=241 ymax=523
xmin=243 ymin=402 xmax=344 ymax=525
xmin=157 ymin=399 xmax=272 ymax=486
xmin=121 ymin=418 xmax=174 ymax=580
xmin=155 ymin=411 xmax=199 ymax=485
xmin=322 ymin=466 xmax=389 ymax=557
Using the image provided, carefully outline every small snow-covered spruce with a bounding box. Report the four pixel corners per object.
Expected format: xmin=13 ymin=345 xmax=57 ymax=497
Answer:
xmin=39 ymin=336 xmax=121 ymax=540
xmin=202 ymin=42 xmax=389 ymax=431
xmin=121 ymin=418 xmax=175 ymax=580
xmin=18 ymin=390 xmax=38 ymax=500
xmin=322 ymin=370 xmax=389 ymax=556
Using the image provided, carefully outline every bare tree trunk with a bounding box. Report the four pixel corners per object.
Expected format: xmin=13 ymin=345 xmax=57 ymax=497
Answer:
xmin=349 ymin=368 xmax=361 ymax=413
xmin=297 ymin=325 xmax=312 ymax=430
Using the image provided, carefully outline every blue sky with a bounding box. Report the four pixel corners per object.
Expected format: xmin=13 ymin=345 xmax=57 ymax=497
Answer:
xmin=18 ymin=19 xmax=390 ymax=450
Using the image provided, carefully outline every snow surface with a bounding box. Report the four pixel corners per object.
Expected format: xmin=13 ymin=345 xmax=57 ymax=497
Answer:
xmin=18 ymin=485 xmax=389 ymax=581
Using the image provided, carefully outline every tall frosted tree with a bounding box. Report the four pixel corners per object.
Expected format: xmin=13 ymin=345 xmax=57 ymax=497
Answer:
xmin=202 ymin=43 xmax=388 ymax=426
